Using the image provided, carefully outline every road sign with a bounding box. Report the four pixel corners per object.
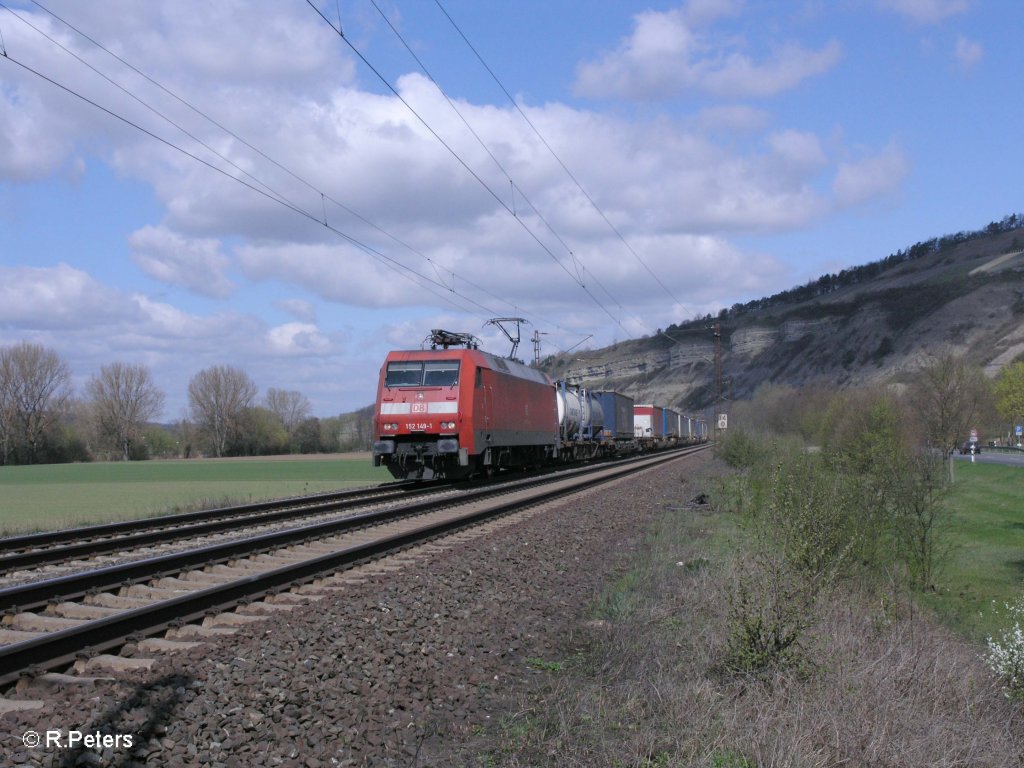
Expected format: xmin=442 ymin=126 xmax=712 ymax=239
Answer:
xmin=1016 ymin=425 xmax=1022 ymax=436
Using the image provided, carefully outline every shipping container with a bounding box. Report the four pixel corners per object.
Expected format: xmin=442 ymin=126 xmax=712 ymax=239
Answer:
xmin=593 ymin=390 xmax=635 ymax=441
xmin=633 ymin=404 xmax=665 ymax=438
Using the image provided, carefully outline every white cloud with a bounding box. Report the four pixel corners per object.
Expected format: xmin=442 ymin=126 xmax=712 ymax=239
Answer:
xmin=695 ymin=105 xmax=772 ymax=133
xmin=681 ymin=0 xmax=745 ymax=27
xmin=276 ymin=298 xmax=317 ymax=323
xmin=0 ymin=264 xmax=139 ymax=329
xmin=0 ymin=84 xmax=79 ymax=182
xmin=130 ymin=294 xmax=239 ymax=341
xmin=237 ymin=242 xmax=430 ymax=308
xmin=573 ymin=5 xmax=840 ymax=100
xmin=875 ymin=0 xmax=969 ymax=24
xmin=0 ymin=265 xmax=350 ymax=415
xmin=766 ymin=130 xmax=828 ymax=175
xmin=0 ymin=3 xmax=927 ymax=411
xmin=1 ymin=3 xmax=893 ymax=312
xmin=217 ymin=89 xmax=907 ymax=320
xmin=832 ymin=143 xmax=910 ymax=207
xmin=266 ymin=322 xmax=331 ymax=355
xmin=0 ymin=7 xmax=92 ymax=183
xmin=954 ymin=35 xmax=983 ymax=69
xmin=129 ymin=225 xmax=234 ymax=298
xmin=21 ymin=0 xmax=353 ymax=92
xmin=700 ymin=41 xmax=843 ymax=98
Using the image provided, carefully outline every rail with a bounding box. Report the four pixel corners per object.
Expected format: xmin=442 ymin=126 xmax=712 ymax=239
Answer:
xmin=0 ymin=446 xmax=705 ymax=686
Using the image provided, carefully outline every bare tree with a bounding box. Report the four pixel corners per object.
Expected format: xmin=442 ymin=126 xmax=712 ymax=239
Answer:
xmin=0 ymin=342 xmax=73 ymax=464
xmin=265 ymin=388 xmax=312 ymax=436
xmin=0 ymin=358 xmax=12 ymax=464
xmin=908 ymin=351 xmax=990 ymax=481
xmin=87 ymin=362 xmax=166 ymax=461
xmin=187 ymin=365 xmax=257 ymax=457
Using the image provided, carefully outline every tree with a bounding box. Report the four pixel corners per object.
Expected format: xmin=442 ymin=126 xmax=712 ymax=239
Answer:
xmin=891 ymin=452 xmax=949 ymax=590
xmin=265 ymin=388 xmax=312 ymax=439
xmin=292 ymin=417 xmax=323 ymax=454
xmin=334 ymin=405 xmax=375 ymax=451
xmin=994 ymin=361 xmax=1024 ymax=443
xmin=0 ymin=342 xmax=73 ymax=464
xmin=86 ymin=362 xmax=166 ymax=461
xmin=235 ymin=407 xmax=289 ymax=455
xmin=141 ymin=424 xmax=180 ymax=459
xmin=0 ymin=357 xmax=11 ymax=464
xmin=187 ymin=365 xmax=257 ymax=457
xmin=908 ymin=352 xmax=990 ymax=481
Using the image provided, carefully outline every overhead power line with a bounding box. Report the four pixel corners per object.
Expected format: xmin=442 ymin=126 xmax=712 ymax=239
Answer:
xmin=432 ymin=0 xmax=685 ymax=310
xmin=2 ymin=1 xmax=567 ymax=331
xmin=365 ymin=0 xmax=651 ymax=336
xmin=304 ymin=0 xmax=634 ymax=338
xmin=0 ymin=44 xmax=499 ymax=322
xmin=20 ymin=0 xmax=554 ymax=328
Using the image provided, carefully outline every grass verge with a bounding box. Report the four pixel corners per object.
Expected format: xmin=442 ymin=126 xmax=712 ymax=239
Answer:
xmin=919 ymin=460 xmax=1024 ymax=641
xmin=0 ymin=454 xmax=390 ymax=534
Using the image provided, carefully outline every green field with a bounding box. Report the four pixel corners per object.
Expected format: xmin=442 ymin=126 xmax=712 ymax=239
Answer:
xmin=923 ymin=461 xmax=1024 ymax=641
xmin=0 ymin=455 xmax=392 ymax=534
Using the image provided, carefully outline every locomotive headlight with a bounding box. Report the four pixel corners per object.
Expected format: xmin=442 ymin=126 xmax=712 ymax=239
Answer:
xmin=442 ymin=421 xmax=456 ymax=430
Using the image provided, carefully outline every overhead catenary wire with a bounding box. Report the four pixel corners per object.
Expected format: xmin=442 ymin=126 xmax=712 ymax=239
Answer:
xmin=365 ymin=0 xmax=651 ymax=336
xmin=2 ymin=3 xmax=616 ymax=355
xmin=433 ymin=0 xmax=685 ymax=310
xmin=2 ymin=3 xmax=582 ymax=336
xmin=304 ymin=0 xmax=634 ymax=338
xmin=0 ymin=47 xmax=504 ymax=324
xmin=16 ymin=0 xmax=553 ymax=331
xmin=5 ymin=2 xmax=289 ymax=211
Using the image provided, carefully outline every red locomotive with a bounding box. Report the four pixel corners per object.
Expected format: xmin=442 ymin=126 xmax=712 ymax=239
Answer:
xmin=372 ymin=329 xmax=709 ymax=480
xmin=372 ymin=330 xmax=559 ymax=480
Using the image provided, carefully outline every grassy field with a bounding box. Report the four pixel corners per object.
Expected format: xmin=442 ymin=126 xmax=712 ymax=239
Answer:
xmin=922 ymin=460 xmax=1024 ymax=641
xmin=0 ymin=454 xmax=392 ymax=534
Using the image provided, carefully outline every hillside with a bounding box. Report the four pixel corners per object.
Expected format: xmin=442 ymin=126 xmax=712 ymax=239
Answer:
xmin=541 ymin=215 xmax=1024 ymax=413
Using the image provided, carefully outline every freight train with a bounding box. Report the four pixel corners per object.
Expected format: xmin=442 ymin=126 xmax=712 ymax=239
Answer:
xmin=371 ymin=330 xmax=708 ymax=481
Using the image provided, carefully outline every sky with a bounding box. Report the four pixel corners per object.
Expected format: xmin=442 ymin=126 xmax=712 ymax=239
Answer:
xmin=1 ymin=0 xmax=1020 ymax=419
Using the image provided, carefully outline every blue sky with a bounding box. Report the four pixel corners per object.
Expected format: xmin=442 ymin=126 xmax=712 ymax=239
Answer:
xmin=1 ymin=0 xmax=1020 ymax=418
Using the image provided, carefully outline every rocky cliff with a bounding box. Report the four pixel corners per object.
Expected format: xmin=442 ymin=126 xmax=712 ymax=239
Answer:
xmin=541 ymin=220 xmax=1024 ymax=414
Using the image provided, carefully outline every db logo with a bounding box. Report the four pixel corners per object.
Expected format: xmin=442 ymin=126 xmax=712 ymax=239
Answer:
xmin=412 ymin=403 xmax=427 ymax=413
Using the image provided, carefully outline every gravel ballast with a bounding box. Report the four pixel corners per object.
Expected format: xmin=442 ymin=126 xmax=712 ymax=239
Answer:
xmin=1 ymin=458 xmax=698 ymax=767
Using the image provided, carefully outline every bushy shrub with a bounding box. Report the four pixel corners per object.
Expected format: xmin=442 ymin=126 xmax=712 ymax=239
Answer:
xmin=717 ymin=384 xmax=960 ymax=674
xmin=718 ymin=429 xmax=761 ymax=469
xmin=723 ymin=447 xmax=864 ymax=673
xmin=891 ymin=452 xmax=949 ymax=590
xmin=724 ymin=551 xmax=810 ymax=673
xmin=760 ymin=452 xmax=860 ymax=580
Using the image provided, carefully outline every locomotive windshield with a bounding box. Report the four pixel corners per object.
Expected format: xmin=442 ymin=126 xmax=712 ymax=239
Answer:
xmin=423 ymin=360 xmax=459 ymax=386
xmin=385 ymin=360 xmax=460 ymax=387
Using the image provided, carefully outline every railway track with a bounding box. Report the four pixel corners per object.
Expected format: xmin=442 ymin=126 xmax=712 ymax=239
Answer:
xmin=0 ymin=446 xmax=705 ymax=688
xmin=0 ymin=481 xmax=434 ymax=576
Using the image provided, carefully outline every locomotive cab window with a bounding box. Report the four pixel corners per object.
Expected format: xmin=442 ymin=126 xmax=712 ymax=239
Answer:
xmin=423 ymin=361 xmax=459 ymax=386
xmin=385 ymin=360 xmax=460 ymax=387
xmin=385 ymin=362 xmax=423 ymax=387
